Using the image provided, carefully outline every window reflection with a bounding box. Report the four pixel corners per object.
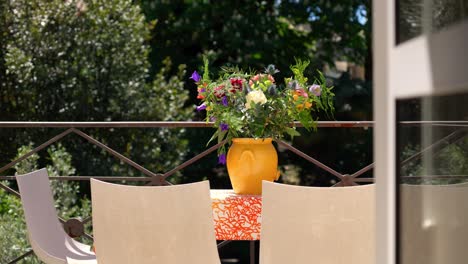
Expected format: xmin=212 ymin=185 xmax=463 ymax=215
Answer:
xmin=397 ymin=93 xmax=468 ymax=263
xmin=397 ymin=0 xmax=468 ymax=43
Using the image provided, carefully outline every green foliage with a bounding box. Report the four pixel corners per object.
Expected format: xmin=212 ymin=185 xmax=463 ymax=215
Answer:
xmin=437 ymin=142 xmax=468 ymax=176
xmin=194 ymin=60 xmax=334 ymax=158
xmin=13 ymin=144 xmax=39 ymax=174
xmin=400 ymin=137 xmax=468 ymax=185
xmin=139 ymin=0 xmax=370 ymax=82
xmin=2 ymin=0 xmax=149 ymax=120
xmin=0 ymin=189 xmax=42 ymax=264
xmin=0 ymin=144 xmax=39 ymax=263
xmin=145 ymin=58 xmax=192 ymax=121
xmin=289 ymin=59 xmax=310 ymax=85
xmin=0 ymin=0 xmax=192 ymax=179
xmin=47 ymin=144 xmax=90 ymax=219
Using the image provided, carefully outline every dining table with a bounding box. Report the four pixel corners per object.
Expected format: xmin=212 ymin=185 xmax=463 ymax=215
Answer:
xmin=210 ymin=189 xmax=262 ymax=241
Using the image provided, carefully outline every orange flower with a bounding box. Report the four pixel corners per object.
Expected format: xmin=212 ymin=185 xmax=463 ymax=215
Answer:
xmin=296 ymin=101 xmax=312 ymax=110
xmin=293 ymin=89 xmax=312 ymax=110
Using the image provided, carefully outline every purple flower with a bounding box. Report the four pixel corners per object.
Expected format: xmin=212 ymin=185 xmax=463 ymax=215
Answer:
xmin=190 ymin=71 xmax=201 ymax=82
xmin=220 ymin=122 xmax=229 ymax=131
xmin=200 ymin=88 xmax=206 ymax=93
xmin=221 ymin=96 xmax=228 ymax=106
xmin=309 ymin=84 xmax=322 ymax=96
xmin=196 ymin=103 xmax=206 ymax=111
xmin=209 ymin=116 xmax=217 ymax=122
xmin=218 ymin=153 xmax=226 ymax=165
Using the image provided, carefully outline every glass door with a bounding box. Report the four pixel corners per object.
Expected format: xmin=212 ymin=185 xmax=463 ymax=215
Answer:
xmin=396 ymin=94 xmax=468 ymax=264
xmin=374 ymin=1 xmax=468 ymax=264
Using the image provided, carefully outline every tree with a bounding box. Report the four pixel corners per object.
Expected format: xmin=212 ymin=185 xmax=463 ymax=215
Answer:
xmin=139 ymin=0 xmax=370 ymax=82
xmin=0 ymin=0 xmax=192 ymax=178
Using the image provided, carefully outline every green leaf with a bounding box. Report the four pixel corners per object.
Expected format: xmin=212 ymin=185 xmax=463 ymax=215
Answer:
xmin=285 ymin=127 xmax=301 ymax=137
xmin=218 ymin=130 xmax=227 ymax=144
xmin=207 ymin=129 xmax=219 ymax=146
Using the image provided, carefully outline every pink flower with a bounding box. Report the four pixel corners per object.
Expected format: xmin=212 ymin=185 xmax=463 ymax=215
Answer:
xmin=267 ymin=74 xmax=275 ymax=83
xmin=251 ymin=74 xmax=261 ymax=82
xmin=214 ymin=85 xmax=226 ymax=98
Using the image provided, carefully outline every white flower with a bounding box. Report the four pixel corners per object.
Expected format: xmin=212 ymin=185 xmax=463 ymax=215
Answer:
xmin=245 ymin=90 xmax=267 ymax=109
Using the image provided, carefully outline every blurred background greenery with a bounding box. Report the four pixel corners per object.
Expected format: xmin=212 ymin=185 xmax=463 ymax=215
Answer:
xmin=0 ymin=0 xmax=372 ymax=263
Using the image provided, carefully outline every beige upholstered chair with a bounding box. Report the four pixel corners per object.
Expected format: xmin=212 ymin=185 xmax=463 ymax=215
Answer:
xmin=16 ymin=168 xmax=96 ymax=264
xmin=91 ymin=179 xmax=220 ymax=264
xmin=260 ymin=181 xmax=375 ymax=264
xmin=400 ymin=184 xmax=468 ymax=264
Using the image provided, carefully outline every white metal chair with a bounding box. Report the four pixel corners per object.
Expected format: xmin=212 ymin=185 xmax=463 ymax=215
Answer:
xmin=16 ymin=168 xmax=96 ymax=264
xmin=260 ymin=181 xmax=375 ymax=264
xmin=91 ymin=179 xmax=220 ymax=264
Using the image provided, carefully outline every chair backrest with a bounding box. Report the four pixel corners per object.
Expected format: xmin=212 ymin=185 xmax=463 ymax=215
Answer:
xmin=260 ymin=181 xmax=375 ymax=264
xmin=400 ymin=184 xmax=468 ymax=264
xmin=91 ymin=179 xmax=220 ymax=264
xmin=16 ymin=168 xmax=69 ymax=259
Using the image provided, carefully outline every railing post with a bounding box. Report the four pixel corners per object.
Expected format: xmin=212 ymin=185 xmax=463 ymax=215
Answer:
xmin=250 ymin=241 xmax=256 ymax=264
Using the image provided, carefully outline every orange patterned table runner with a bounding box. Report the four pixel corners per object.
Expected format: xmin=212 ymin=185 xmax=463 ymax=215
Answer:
xmin=211 ymin=190 xmax=262 ymax=241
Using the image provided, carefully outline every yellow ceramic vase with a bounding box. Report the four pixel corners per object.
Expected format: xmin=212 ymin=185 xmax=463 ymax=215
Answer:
xmin=226 ymin=138 xmax=280 ymax=195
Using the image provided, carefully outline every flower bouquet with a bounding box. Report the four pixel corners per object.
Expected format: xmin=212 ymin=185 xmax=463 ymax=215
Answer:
xmin=190 ymin=58 xmax=334 ymax=194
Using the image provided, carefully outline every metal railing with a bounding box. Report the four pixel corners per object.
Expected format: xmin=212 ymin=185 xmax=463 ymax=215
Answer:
xmin=2 ymin=120 xmax=467 ymax=263
xmin=0 ymin=121 xmax=376 ymax=264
